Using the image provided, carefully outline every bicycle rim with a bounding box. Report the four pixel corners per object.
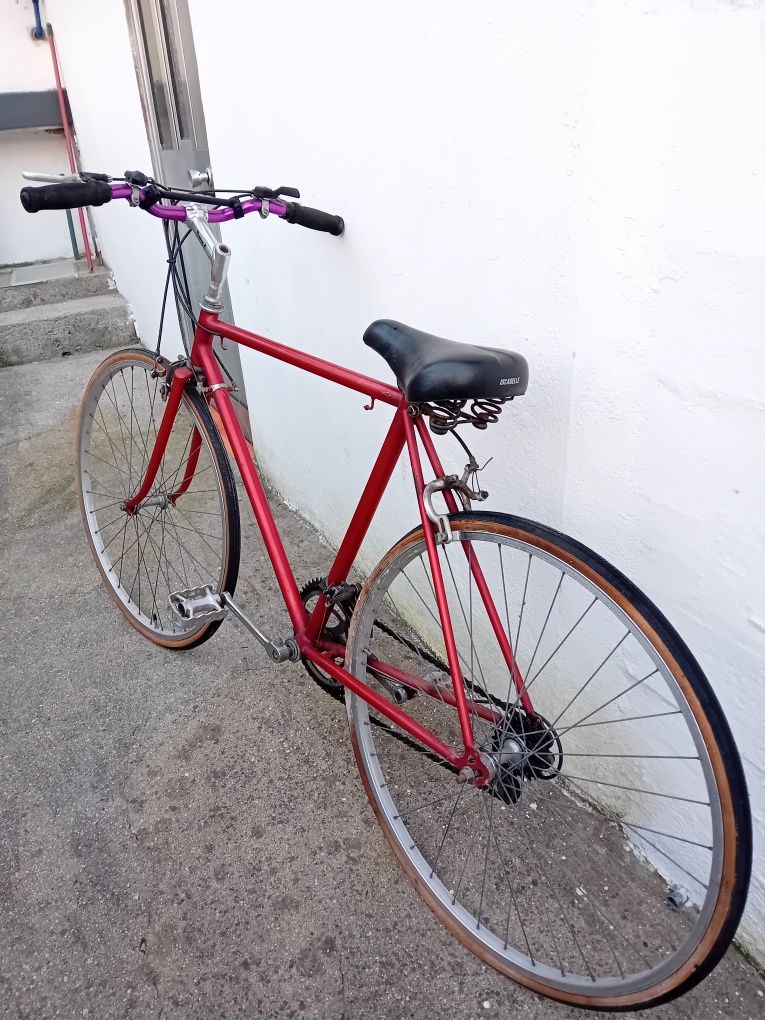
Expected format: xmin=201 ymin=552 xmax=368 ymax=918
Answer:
xmin=345 ymin=514 xmax=749 ymax=1010
xmin=78 ymin=348 xmax=239 ymax=647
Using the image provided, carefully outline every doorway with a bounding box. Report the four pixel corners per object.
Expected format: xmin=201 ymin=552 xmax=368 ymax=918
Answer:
xmin=125 ymin=0 xmax=247 ymax=414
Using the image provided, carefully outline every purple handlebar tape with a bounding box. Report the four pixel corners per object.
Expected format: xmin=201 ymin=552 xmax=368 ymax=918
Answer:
xmin=110 ymin=183 xmax=288 ymax=222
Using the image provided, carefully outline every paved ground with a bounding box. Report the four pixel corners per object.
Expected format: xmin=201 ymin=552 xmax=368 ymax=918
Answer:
xmin=0 ymin=350 xmax=762 ymax=1019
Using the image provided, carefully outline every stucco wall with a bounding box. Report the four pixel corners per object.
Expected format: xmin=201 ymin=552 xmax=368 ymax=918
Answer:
xmin=188 ymin=0 xmax=765 ymax=956
xmin=0 ymin=1 xmax=71 ymax=265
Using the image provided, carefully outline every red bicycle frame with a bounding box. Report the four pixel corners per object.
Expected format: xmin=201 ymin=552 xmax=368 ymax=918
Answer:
xmin=124 ymin=307 xmax=533 ymax=780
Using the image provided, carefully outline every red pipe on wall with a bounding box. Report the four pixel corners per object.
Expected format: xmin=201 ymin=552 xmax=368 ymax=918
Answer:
xmin=47 ymin=24 xmax=94 ymax=271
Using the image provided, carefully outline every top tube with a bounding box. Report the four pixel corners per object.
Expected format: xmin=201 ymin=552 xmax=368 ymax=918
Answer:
xmin=109 ymin=183 xmax=290 ymax=223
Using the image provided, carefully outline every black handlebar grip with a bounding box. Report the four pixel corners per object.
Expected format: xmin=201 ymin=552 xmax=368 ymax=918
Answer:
xmin=20 ymin=180 xmax=113 ymax=213
xmin=284 ymin=201 xmax=344 ymax=236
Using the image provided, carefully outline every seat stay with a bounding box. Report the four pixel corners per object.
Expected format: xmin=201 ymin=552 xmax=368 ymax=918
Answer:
xmin=415 ymin=414 xmax=535 ymax=715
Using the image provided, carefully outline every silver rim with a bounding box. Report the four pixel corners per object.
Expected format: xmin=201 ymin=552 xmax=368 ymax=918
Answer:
xmin=347 ymin=523 xmax=725 ymax=999
xmin=79 ymin=353 xmax=229 ymax=641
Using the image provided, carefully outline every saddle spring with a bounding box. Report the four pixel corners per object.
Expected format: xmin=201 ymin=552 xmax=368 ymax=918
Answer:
xmin=417 ymin=397 xmax=510 ymax=435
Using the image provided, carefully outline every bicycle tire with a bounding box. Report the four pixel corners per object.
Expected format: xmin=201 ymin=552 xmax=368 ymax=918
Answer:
xmin=345 ymin=512 xmax=751 ymax=1011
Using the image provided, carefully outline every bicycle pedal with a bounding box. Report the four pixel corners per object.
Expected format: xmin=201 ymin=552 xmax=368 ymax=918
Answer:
xmin=168 ymin=586 xmax=227 ymax=629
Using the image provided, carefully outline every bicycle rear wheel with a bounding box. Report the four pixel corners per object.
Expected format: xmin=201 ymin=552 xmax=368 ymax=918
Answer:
xmin=77 ymin=347 xmax=240 ymax=648
xmin=345 ymin=513 xmax=750 ymax=1011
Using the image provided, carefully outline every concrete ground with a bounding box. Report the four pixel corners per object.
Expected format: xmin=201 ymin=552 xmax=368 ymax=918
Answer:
xmin=0 ymin=350 xmax=762 ymax=1020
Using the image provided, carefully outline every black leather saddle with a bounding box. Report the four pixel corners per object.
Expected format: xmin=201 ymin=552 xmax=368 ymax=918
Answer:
xmin=364 ymin=319 xmax=528 ymax=402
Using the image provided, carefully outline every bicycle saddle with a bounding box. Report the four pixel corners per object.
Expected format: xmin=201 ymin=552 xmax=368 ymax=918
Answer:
xmin=363 ymin=319 xmax=528 ymax=402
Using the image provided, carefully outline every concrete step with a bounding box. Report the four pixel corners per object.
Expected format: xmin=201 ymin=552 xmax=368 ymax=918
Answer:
xmin=0 ymin=293 xmax=137 ymax=367
xmin=0 ymin=259 xmax=113 ymax=313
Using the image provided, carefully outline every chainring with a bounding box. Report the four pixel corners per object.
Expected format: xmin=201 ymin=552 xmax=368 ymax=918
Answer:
xmin=299 ymin=578 xmax=356 ymax=701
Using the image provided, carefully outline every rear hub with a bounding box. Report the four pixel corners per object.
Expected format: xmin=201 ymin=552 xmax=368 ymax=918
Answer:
xmin=487 ymin=711 xmax=563 ymax=804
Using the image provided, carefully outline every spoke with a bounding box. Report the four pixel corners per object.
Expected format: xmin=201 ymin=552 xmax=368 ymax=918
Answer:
xmin=476 ymin=760 xmax=496 ymax=929
xmin=561 ymin=752 xmax=699 ymax=760
xmin=117 ymin=505 xmax=129 ymax=586
xmin=140 ymin=512 xmax=182 ymax=622
xmin=557 ymin=709 xmax=681 ymax=733
xmin=550 ymin=630 xmax=630 ymax=727
xmin=105 ymin=377 xmax=135 ymax=488
xmin=515 ymin=553 xmax=532 ymax=656
xmin=429 ymin=784 xmax=468 ymax=878
xmin=122 ymin=370 xmax=135 ymax=493
xmin=398 ymin=569 xmax=490 ymax=733
xmin=150 ymin=508 xmax=168 ymax=630
xmin=526 ymin=596 xmax=597 ymax=689
xmin=87 ymin=447 xmax=130 ymax=477
xmin=450 ymin=794 xmax=484 ymax=906
xmin=86 ymin=488 xmax=125 ymax=499
xmin=128 ymin=509 xmax=160 ymax=609
xmin=618 ymin=820 xmax=712 ymax=851
xmin=159 ymin=420 xmax=195 ymax=493
xmin=564 ymin=775 xmax=709 ymax=806
xmin=157 ymin=513 xmax=220 ymax=581
xmin=170 ymin=504 xmax=224 ymax=569
xmin=121 ymin=366 xmax=151 ymax=471
xmin=477 ymin=794 xmax=534 ymax=960
xmin=94 ymin=512 xmax=131 ymax=536
xmin=442 ymin=547 xmax=488 ymax=688
xmin=395 ymin=789 xmax=465 ymax=821
xmin=619 ymin=823 xmax=709 ymax=890
xmin=109 ymin=515 xmax=153 ymax=570
xmin=126 ymin=514 xmax=145 ymax=606
xmin=543 ymin=799 xmax=647 ymax=974
xmin=164 ymin=511 xmax=191 ymax=589
xmin=175 ymin=507 xmax=223 ymax=517
xmin=87 ymin=498 xmax=125 ymax=511
xmin=162 ymin=518 xmax=223 ymax=544
xmin=562 ymin=668 xmax=660 ymax=733
xmin=525 ymin=571 xmax=564 ymax=679
xmin=495 ymin=772 xmax=567 ymax=975
xmin=90 ymin=408 xmax=131 ymax=495
xmin=100 ymin=516 xmax=131 ymax=552
xmin=497 ymin=545 xmax=518 ymax=704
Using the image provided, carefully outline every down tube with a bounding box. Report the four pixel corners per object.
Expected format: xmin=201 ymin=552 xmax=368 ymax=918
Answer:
xmin=194 ymin=338 xmax=307 ymax=630
xmin=415 ymin=415 xmax=534 ymax=713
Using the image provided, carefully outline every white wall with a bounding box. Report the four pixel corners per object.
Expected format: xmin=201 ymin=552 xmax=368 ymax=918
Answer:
xmin=0 ymin=129 xmax=71 ymax=264
xmin=0 ymin=0 xmax=56 ymax=91
xmin=189 ymin=0 xmax=765 ymax=956
xmin=42 ymin=0 xmax=180 ymax=352
xmin=0 ymin=1 xmax=71 ymax=264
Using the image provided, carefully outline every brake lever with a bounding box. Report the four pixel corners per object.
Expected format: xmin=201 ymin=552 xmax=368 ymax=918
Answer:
xmin=251 ymin=185 xmax=300 ymax=200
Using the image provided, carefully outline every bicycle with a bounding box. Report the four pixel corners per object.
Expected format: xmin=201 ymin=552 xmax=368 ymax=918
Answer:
xmin=20 ymin=171 xmax=751 ymax=1011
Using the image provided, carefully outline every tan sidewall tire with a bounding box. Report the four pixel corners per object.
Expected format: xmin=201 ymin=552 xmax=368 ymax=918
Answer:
xmin=346 ymin=514 xmax=750 ymax=1011
xmin=77 ymin=347 xmax=239 ymax=650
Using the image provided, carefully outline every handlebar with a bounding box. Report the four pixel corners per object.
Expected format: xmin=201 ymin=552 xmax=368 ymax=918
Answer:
xmin=19 ymin=177 xmax=345 ymax=236
xmin=20 ymin=180 xmax=113 ymax=213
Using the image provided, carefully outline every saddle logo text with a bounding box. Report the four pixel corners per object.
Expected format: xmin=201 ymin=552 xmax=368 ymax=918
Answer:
xmin=500 ymin=376 xmax=521 ymax=386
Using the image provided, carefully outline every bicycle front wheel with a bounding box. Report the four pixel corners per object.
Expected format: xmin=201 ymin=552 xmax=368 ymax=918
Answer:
xmin=77 ymin=347 xmax=240 ymax=648
xmin=345 ymin=513 xmax=750 ymax=1011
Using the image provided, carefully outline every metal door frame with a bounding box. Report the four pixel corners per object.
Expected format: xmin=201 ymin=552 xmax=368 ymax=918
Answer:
xmin=123 ymin=0 xmax=249 ymax=424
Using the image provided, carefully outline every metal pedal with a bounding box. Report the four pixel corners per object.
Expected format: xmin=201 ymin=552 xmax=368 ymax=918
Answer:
xmin=168 ymin=585 xmax=227 ymax=629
